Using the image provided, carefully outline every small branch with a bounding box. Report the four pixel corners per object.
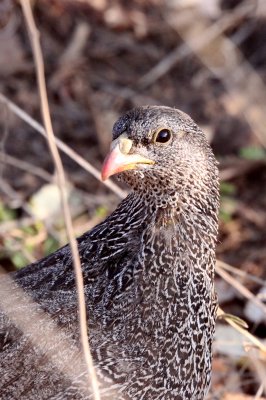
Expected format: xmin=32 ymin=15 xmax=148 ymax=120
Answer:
xmin=216 ymin=261 xmax=266 ymax=317
xmin=0 ymin=101 xmax=9 ymax=179
xmin=0 ymin=92 xmax=126 ymax=200
xmin=20 ymin=1 xmax=100 ymax=398
xmin=0 ymin=176 xmax=23 ymax=203
xmin=0 ymin=270 xmax=92 ymax=391
xmin=59 ymin=22 xmax=90 ymax=65
xmin=0 ymin=151 xmax=53 ymax=182
xmin=217 ymin=260 xmax=266 ymax=287
xmin=138 ymin=2 xmax=251 ymax=89
xmin=254 ymin=382 xmax=265 ymax=400
xmin=217 ymin=307 xmax=266 ymax=354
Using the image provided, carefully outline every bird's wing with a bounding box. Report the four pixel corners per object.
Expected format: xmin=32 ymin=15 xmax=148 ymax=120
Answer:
xmin=0 ymin=194 xmax=145 ymax=398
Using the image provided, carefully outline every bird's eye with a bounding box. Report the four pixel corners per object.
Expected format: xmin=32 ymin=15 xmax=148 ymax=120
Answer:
xmin=154 ymin=129 xmax=172 ymax=144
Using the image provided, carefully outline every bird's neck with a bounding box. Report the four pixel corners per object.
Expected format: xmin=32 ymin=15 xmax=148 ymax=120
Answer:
xmin=127 ymin=193 xmax=218 ymax=396
xmin=139 ymin=193 xmax=218 ymax=280
xmin=110 ymin=189 xmax=219 ymax=303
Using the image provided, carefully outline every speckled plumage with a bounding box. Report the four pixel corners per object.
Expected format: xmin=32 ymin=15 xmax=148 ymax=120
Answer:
xmin=0 ymin=106 xmax=219 ymax=400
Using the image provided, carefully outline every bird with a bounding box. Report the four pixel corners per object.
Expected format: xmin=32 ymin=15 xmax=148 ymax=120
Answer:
xmin=0 ymin=105 xmax=219 ymax=400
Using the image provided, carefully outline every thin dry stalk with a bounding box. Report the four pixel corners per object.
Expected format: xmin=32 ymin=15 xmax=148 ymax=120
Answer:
xmin=0 ymin=102 xmax=9 ymax=179
xmin=0 ymin=269 xmax=92 ymax=390
xmin=59 ymin=22 xmax=90 ymax=66
xmin=254 ymin=382 xmax=265 ymax=400
xmin=0 ymin=176 xmax=23 ymax=202
xmin=139 ymin=1 xmax=251 ymax=89
xmin=0 ymin=151 xmax=53 ymax=182
xmin=217 ymin=260 xmax=266 ymax=288
xmin=0 ymin=92 xmax=126 ymax=200
xmin=217 ymin=307 xmax=266 ymax=355
xmin=219 ymin=160 xmax=266 ymax=182
xmin=249 ymin=349 xmax=266 ymax=396
xmin=216 ymin=262 xmax=266 ymax=317
xmin=165 ymin=2 xmax=266 ymax=148
xmin=19 ymin=1 xmax=100 ymax=398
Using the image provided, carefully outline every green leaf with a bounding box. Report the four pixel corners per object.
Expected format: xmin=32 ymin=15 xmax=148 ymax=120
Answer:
xmin=239 ymin=146 xmax=266 ymax=160
xmin=44 ymin=236 xmax=59 ymax=256
xmin=220 ymin=182 xmax=236 ymax=196
xmin=22 ymin=225 xmax=37 ymax=235
xmin=0 ymin=202 xmax=16 ymax=222
xmin=11 ymin=252 xmax=29 ymax=269
xmin=95 ymin=206 xmax=108 ymax=218
xmin=219 ymin=197 xmax=237 ymax=223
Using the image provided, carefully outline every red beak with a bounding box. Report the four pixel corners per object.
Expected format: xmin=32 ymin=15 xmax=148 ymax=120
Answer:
xmin=101 ymin=135 xmax=154 ymax=181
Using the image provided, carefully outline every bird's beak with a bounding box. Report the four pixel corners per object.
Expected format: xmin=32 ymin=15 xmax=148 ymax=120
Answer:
xmin=101 ymin=134 xmax=154 ymax=181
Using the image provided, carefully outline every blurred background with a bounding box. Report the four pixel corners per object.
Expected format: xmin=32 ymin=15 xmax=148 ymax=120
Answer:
xmin=0 ymin=0 xmax=266 ymax=399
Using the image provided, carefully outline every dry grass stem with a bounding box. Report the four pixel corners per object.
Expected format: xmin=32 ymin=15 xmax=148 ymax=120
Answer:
xmin=0 ymin=270 xmax=93 ymax=392
xmin=0 ymin=176 xmax=23 ymax=202
xmin=166 ymin=2 xmax=266 ymax=148
xmin=217 ymin=262 xmax=266 ymax=317
xmin=0 ymin=151 xmax=53 ymax=183
xmin=0 ymin=93 xmax=127 ymax=200
xmin=140 ymin=1 xmax=266 ymax=147
xmin=249 ymin=349 xmax=266 ymax=396
xmin=20 ymin=1 xmax=100 ymax=398
xmin=139 ymin=1 xmax=251 ymax=89
xmin=217 ymin=307 xmax=266 ymax=355
xmin=219 ymin=160 xmax=266 ymax=182
xmin=0 ymin=103 xmax=9 ymax=179
xmin=59 ymin=22 xmax=90 ymax=65
xmin=218 ymin=260 xmax=266 ymax=287
xmin=254 ymin=382 xmax=265 ymax=399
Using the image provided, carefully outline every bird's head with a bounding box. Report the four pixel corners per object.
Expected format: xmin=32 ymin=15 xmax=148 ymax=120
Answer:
xmin=102 ymin=106 xmax=219 ymax=208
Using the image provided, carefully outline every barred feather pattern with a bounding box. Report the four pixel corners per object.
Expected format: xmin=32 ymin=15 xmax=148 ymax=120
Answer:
xmin=0 ymin=106 xmax=219 ymax=400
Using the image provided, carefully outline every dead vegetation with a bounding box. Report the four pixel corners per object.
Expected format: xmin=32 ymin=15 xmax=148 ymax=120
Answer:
xmin=0 ymin=0 xmax=266 ymax=398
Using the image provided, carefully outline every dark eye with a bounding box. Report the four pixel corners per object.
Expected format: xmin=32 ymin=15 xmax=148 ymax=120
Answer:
xmin=154 ymin=129 xmax=172 ymax=144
